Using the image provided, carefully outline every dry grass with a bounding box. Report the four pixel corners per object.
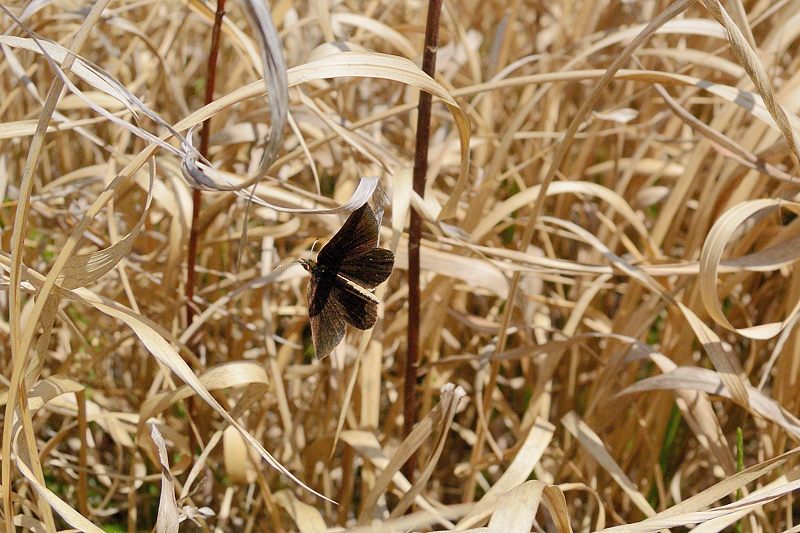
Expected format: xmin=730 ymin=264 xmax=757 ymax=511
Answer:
xmin=2 ymin=0 xmax=800 ymax=531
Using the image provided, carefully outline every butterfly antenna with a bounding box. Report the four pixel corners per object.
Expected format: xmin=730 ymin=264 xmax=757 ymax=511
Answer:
xmin=271 ymin=259 xmax=301 ymax=273
xmin=310 ymin=239 xmax=320 ymax=254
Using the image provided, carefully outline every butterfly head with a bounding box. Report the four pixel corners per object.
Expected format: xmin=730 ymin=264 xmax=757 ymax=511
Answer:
xmin=299 ymin=258 xmax=316 ymax=273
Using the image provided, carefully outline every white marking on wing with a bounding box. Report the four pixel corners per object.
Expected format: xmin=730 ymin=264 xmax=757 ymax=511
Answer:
xmin=335 ymin=274 xmax=380 ymax=303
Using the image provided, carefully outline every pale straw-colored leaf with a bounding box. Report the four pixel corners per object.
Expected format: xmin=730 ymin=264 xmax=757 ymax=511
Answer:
xmin=622 ymin=345 xmax=737 ymax=474
xmin=223 ymin=425 xmax=257 ymax=485
xmin=182 ymin=430 xmax=225 ymax=499
xmin=471 ymin=181 xmax=658 ymax=256
xmin=619 ymin=366 xmax=800 ymax=439
xmin=357 ymin=384 xmax=465 ymax=524
xmin=273 ymin=490 xmax=327 ymax=533
xmin=598 ymin=448 xmax=800 ymax=532
xmin=458 ymin=418 xmax=556 ymax=528
xmin=677 ymin=303 xmax=750 ymax=407
xmin=695 ymin=0 xmax=800 ymax=162
xmin=240 ymin=0 xmax=288 ymax=177
xmin=71 ymin=287 xmax=333 ymax=502
xmin=593 ymin=107 xmax=638 ymax=124
xmin=138 ymin=361 xmax=269 ymax=427
xmin=151 ymin=424 xmax=181 ymax=533
xmin=487 ymin=481 xmax=572 ymax=533
xmin=699 ymin=198 xmax=800 ymax=339
xmin=341 ymin=429 xmax=453 ymax=529
xmin=12 ymin=454 xmax=105 ymax=533
xmin=389 ymin=385 xmax=467 ymax=518
xmin=562 ymin=411 xmax=656 ymax=518
xmin=331 ymin=13 xmax=418 ymax=58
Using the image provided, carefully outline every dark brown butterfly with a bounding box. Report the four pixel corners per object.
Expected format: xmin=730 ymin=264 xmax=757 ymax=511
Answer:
xmin=300 ymin=204 xmax=394 ymax=357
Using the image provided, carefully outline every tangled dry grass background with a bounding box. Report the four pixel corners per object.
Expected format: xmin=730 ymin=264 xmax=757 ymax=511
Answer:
xmin=3 ymin=0 xmax=800 ymax=531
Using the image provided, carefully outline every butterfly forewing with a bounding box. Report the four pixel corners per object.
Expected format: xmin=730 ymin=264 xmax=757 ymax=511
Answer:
xmin=316 ymin=204 xmax=379 ymax=266
xmin=338 ymin=248 xmax=394 ymax=288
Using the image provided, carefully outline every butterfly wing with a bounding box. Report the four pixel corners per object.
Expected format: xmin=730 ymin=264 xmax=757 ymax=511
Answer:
xmin=338 ymin=248 xmax=394 ymax=288
xmin=308 ymin=204 xmax=392 ymax=355
xmin=317 ymin=204 xmax=379 ymax=267
xmin=332 ymin=278 xmax=379 ymax=330
xmin=307 ymin=275 xmax=346 ymax=358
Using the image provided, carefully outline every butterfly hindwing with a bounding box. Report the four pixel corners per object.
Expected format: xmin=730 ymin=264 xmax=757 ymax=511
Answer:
xmin=307 ymin=275 xmax=346 ymax=357
xmin=316 ymin=204 xmax=379 ymax=266
xmin=331 ymin=277 xmax=379 ymax=329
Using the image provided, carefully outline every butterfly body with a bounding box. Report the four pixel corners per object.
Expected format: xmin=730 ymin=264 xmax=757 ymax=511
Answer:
xmin=301 ymin=204 xmax=394 ymax=357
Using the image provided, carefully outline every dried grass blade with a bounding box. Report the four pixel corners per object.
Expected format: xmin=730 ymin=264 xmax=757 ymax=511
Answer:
xmin=2 ymin=3 xmax=112 ymax=529
xmin=471 ymin=181 xmax=657 ymax=254
xmin=286 ymin=51 xmax=470 ymax=216
xmin=619 ymin=366 xmax=800 ymax=439
xmin=487 ymin=481 xmax=572 ymax=533
xmin=12 ymin=452 xmax=105 ymax=533
xmin=561 ymin=411 xmax=656 ymax=518
xmin=699 ymin=199 xmax=800 ymax=340
xmin=7 ymin=378 xmax=103 ymax=533
xmin=695 ymin=0 xmax=800 ymax=163
xmin=622 ymin=347 xmax=737 ymax=474
xmin=151 ymin=424 xmax=181 ymax=533
xmin=184 ymin=430 xmax=225 ymax=499
xmin=344 ymin=433 xmax=450 ymax=527
xmin=599 ymin=450 xmax=800 ymax=532
xmin=677 ymin=304 xmax=749 ymax=408
xmin=654 ymin=84 xmax=794 ymax=182
xmin=273 ymin=490 xmax=327 ymax=533
xmin=331 ymin=13 xmax=417 ymax=58
xmin=72 ymin=288 xmax=333 ymax=503
xmin=355 ymin=385 xmax=464 ymax=524
xmin=240 ymin=0 xmax=288 ymax=177
xmin=59 ymin=160 xmax=154 ymax=289
xmin=389 ymin=385 xmax=467 ymax=518
xmin=458 ymin=418 xmax=556 ymax=528
xmin=138 ymin=361 xmax=270 ymax=428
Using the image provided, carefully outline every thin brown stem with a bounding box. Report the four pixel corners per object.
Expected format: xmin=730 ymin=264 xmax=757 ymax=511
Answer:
xmin=403 ymin=0 xmax=443 ymax=485
xmin=185 ymin=0 xmax=227 ymax=458
xmin=186 ymin=0 xmax=227 ymax=326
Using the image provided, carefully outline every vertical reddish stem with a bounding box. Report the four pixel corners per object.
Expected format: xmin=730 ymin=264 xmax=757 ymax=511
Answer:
xmin=403 ymin=0 xmax=443 ymax=484
xmin=187 ymin=0 xmax=227 ymax=325
xmin=184 ymin=0 xmax=227 ymax=457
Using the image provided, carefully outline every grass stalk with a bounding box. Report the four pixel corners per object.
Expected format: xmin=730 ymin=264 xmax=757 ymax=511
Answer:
xmin=403 ymin=0 xmax=443 ymax=484
xmin=186 ymin=0 xmax=228 ymax=326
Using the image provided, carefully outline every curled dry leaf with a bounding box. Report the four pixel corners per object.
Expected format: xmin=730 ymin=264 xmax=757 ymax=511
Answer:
xmin=700 ymin=199 xmax=800 ymax=340
xmin=151 ymin=424 xmax=180 ymax=533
